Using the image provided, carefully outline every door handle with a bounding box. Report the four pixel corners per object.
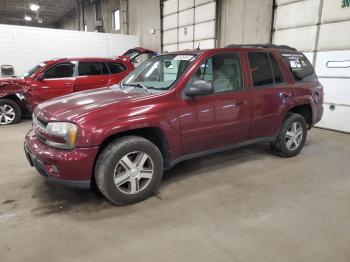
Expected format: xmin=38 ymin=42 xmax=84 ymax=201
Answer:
xmin=64 ymin=83 xmax=73 ymax=86
xmin=280 ymin=92 xmax=292 ymax=98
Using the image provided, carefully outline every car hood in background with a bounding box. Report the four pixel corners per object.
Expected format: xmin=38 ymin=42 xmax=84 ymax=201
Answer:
xmin=0 ymin=78 xmax=26 ymax=96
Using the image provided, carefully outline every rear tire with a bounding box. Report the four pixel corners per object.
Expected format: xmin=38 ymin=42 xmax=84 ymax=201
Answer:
xmin=0 ymin=99 xmax=22 ymax=125
xmin=270 ymin=113 xmax=307 ymax=157
xmin=95 ymin=136 xmax=164 ymax=205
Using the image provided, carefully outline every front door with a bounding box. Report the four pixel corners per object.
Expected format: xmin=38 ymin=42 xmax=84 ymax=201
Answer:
xmin=30 ymin=62 xmax=75 ymax=106
xmin=74 ymin=61 xmax=111 ymax=92
xmin=179 ymin=53 xmax=251 ymax=155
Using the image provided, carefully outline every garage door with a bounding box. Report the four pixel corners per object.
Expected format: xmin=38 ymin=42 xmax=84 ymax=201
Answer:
xmin=273 ymin=0 xmax=350 ymax=133
xmin=162 ymin=0 xmax=216 ymax=52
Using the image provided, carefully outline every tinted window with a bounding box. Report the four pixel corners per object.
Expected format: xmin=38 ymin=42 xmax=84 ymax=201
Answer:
xmin=108 ymin=62 xmax=126 ymax=74
xmin=102 ymin=62 xmax=109 ymax=74
xmin=269 ymin=53 xmax=284 ymax=84
xmin=191 ymin=53 xmax=243 ymax=93
xmin=282 ymin=53 xmax=317 ymax=82
xmin=78 ymin=62 xmax=106 ymax=76
xmin=248 ymin=52 xmax=273 ymax=87
xmin=44 ymin=63 xmax=74 ymax=79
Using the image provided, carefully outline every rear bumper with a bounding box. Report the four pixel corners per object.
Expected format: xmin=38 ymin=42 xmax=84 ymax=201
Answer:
xmin=24 ymin=130 xmax=98 ymax=188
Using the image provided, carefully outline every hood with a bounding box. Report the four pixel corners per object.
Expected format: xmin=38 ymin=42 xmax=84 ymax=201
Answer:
xmin=0 ymin=78 xmax=26 ymax=96
xmin=35 ymin=87 xmax=151 ymax=123
xmin=0 ymin=77 xmax=24 ymax=85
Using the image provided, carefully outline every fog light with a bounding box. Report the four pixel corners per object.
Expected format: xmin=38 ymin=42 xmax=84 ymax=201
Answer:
xmin=45 ymin=164 xmax=59 ymax=177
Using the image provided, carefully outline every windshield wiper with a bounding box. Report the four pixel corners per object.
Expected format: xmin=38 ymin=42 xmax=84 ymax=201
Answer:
xmin=123 ymin=82 xmax=150 ymax=94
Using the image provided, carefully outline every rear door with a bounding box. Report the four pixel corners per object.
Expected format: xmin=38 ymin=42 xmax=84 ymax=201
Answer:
xmin=179 ymin=52 xmax=251 ymax=155
xmin=247 ymin=51 xmax=293 ymax=139
xmin=30 ymin=62 xmax=75 ymax=105
xmin=107 ymin=62 xmax=130 ymax=85
xmin=74 ymin=61 xmax=111 ymax=92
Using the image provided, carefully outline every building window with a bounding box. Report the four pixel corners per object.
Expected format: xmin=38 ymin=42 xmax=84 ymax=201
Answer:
xmin=113 ymin=10 xmax=120 ymax=31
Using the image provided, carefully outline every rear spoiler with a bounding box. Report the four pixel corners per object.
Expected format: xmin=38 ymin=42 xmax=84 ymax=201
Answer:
xmin=119 ymin=47 xmax=157 ymax=63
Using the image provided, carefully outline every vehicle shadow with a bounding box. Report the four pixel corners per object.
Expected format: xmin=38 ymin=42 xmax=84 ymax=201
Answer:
xmin=30 ymin=142 xmax=279 ymax=217
xmin=162 ymin=142 xmax=273 ymax=186
xmin=29 ymin=137 xmax=316 ymax=220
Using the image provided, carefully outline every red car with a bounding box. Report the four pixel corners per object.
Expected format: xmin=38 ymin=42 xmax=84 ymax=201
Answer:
xmin=0 ymin=47 xmax=156 ymax=125
xmin=24 ymin=44 xmax=323 ymax=205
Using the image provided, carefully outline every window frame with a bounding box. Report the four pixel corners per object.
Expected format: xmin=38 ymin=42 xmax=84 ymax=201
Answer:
xmin=43 ymin=62 xmax=76 ymax=80
xmin=268 ymin=52 xmax=287 ymax=85
xmin=247 ymin=51 xmax=287 ymax=89
xmin=184 ymin=52 xmax=245 ymax=97
xmin=107 ymin=62 xmax=127 ymax=74
xmin=77 ymin=61 xmax=109 ymax=76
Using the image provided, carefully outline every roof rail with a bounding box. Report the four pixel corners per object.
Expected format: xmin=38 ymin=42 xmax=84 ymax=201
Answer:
xmin=224 ymin=44 xmax=297 ymax=51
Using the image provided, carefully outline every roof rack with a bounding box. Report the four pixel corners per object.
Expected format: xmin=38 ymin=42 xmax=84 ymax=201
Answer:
xmin=224 ymin=44 xmax=297 ymax=51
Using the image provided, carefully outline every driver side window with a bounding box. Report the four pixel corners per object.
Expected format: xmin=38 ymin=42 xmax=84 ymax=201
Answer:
xmin=44 ymin=63 xmax=75 ymax=79
xmin=192 ymin=53 xmax=243 ymax=93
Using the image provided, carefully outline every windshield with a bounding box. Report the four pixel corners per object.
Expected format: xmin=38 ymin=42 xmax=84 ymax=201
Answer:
xmin=122 ymin=54 xmax=197 ymax=91
xmin=23 ymin=62 xmax=46 ymax=78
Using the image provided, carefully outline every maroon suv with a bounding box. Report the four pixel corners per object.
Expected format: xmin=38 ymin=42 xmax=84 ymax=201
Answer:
xmin=24 ymin=45 xmax=323 ymax=205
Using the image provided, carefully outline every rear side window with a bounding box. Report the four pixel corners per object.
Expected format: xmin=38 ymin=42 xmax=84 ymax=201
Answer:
xmin=248 ymin=52 xmax=274 ymax=87
xmin=78 ymin=62 xmax=109 ymax=76
xmin=248 ymin=52 xmax=285 ymax=87
xmin=44 ymin=63 xmax=74 ymax=79
xmin=269 ymin=54 xmax=284 ymax=84
xmin=282 ymin=53 xmax=317 ymax=82
xmin=102 ymin=62 xmax=109 ymax=74
xmin=108 ymin=62 xmax=127 ymax=74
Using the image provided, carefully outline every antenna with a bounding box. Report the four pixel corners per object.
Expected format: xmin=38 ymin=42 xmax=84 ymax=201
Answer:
xmin=196 ymin=42 xmax=200 ymax=50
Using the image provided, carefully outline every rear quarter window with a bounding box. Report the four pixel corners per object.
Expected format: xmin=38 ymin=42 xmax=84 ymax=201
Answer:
xmin=282 ymin=53 xmax=317 ymax=82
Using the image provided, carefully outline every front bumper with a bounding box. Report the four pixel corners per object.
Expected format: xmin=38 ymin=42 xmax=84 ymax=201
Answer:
xmin=24 ymin=130 xmax=99 ymax=188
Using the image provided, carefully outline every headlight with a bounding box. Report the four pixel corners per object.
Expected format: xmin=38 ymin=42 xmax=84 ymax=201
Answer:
xmin=46 ymin=122 xmax=78 ymax=149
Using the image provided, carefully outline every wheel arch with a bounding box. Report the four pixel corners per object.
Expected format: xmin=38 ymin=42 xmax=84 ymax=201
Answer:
xmin=97 ymin=126 xmax=171 ymax=167
xmin=286 ymin=104 xmax=313 ymax=128
xmin=0 ymin=94 xmax=27 ymax=111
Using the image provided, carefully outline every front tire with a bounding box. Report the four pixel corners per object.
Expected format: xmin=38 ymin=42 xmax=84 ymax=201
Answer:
xmin=270 ymin=113 xmax=307 ymax=157
xmin=0 ymin=99 xmax=22 ymax=125
xmin=95 ymin=136 xmax=164 ymax=205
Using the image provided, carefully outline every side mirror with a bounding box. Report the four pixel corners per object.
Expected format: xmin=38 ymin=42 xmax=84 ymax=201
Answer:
xmin=36 ymin=73 xmax=44 ymax=81
xmin=185 ymin=80 xmax=214 ymax=97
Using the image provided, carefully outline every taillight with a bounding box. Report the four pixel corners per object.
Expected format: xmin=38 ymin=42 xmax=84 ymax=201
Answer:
xmin=313 ymin=85 xmax=323 ymax=104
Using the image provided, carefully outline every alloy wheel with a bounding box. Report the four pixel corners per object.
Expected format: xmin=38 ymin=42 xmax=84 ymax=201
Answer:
xmin=285 ymin=122 xmax=303 ymax=150
xmin=113 ymin=151 xmax=154 ymax=194
xmin=0 ymin=104 xmax=16 ymax=125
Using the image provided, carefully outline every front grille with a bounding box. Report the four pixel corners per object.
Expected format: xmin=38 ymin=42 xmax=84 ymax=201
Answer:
xmin=33 ymin=114 xmax=47 ymax=130
xmin=36 ymin=133 xmax=47 ymax=144
xmin=37 ymin=116 xmax=48 ymax=128
xmin=33 ymin=114 xmax=48 ymax=145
